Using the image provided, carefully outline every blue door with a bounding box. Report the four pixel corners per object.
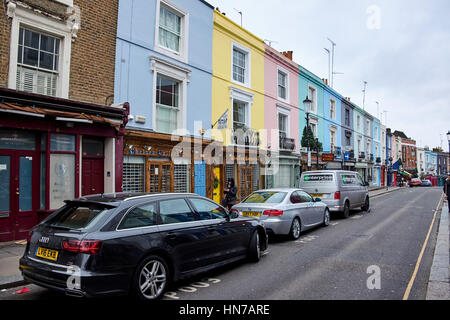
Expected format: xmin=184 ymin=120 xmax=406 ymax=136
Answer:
xmin=194 ymin=161 xmax=206 ymax=197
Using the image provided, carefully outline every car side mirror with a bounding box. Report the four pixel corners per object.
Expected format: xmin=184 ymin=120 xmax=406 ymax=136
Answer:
xmin=228 ymin=210 xmax=239 ymax=219
xmin=315 ymin=198 xmax=322 ymax=202
xmin=364 ymin=182 xmax=369 ymax=187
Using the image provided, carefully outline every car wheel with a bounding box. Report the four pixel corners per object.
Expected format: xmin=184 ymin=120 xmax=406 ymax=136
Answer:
xmin=289 ymin=217 xmax=301 ymax=240
xmin=343 ymin=201 xmax=350 ymax=219
xmin=133 ymin=255 xmax=169 ymax=300
xmin=323 ymin=209 xmax=330 ymax=226
xmin=361 ymin=196 xmax=370 ymax=212
xmin=248 ymin=231 xmax=261 ymax=262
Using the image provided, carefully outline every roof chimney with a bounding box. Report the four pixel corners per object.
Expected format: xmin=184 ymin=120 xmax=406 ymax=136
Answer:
xmin=281 ymin=51 xmax=293 ymax=60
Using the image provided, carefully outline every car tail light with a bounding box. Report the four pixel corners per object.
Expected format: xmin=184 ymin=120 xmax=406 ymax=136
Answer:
xmin=334 ymin=191 xmax=341 ymax=200
xmin=263 ymin=210 xmax=283 ymax=216
xmin=62 ymin=240 xmax=102 ymax=254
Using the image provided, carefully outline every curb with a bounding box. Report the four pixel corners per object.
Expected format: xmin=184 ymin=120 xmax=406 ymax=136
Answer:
xmin=426 ymin=200 xmax=449 ymax=300
xmin=369 ymin=187 xmax=402 ymax=198
xmin=0 ymin=274 xmax=28 ymax=290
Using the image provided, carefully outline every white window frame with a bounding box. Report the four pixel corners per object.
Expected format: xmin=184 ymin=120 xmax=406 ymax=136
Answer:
xmin=54 ymin=0 xmax=73 ymax=6
xmin=150 ymin=56 xmax=191 ymax=135
xmin=8 ymin=5 xmax=72 ymax=98
xmin=277 ymin=105 xmax=290 ymax=138
xmin=309 ymin=116 xmax=318 ymax=138
xmin=230 ymin=86 xmax=253 ymax=130
xmin=329 ymin=98 xmax=336 ymax=120
xmin=308 ymin=85 xmax=317 ymax=114
xmin=357 ymin=115 xmax=361 ymax=131
xmin=231 ymin=42 xmax=251 ymax=88
xmin=154 ymin=0 xmax=189 ymax=64
xmin=329 ymin=125 xmax=337 ymax=150
xmin=277 ymin=66 xmax=289 ymax=103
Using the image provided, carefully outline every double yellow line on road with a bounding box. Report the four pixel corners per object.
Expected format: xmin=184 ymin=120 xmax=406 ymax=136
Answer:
xmin=402 ymin=192 xmax=444 ymax=300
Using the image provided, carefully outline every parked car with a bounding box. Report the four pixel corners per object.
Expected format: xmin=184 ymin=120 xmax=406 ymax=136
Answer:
xmin=231 ymin=188 xmax=329 ymax=240
xmin=299 ymin=170 xmax=370 ymax=218
xmin=409 ymin=178 xmax=422 ymax=187
xmin=19 ymin=193 xmax=268 ymax=300
xmin=421 ymin=179 xmax=432 ymax=187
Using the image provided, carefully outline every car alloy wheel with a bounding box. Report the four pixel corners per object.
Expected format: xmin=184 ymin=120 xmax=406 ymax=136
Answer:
xmin=362 ymin=197 xmax=370 ymax=212
xmin=137 ymin=257 xmax=168 ymax=300
xmin=343 ymin=201 xmax=350 ymax=219
xmin=248 ymin=231 xmax=261 ymax=262
xmin=290 ymin=218 xmax=301 ymax=240
xmin=323 ymin=209 xmax=330 ymax=226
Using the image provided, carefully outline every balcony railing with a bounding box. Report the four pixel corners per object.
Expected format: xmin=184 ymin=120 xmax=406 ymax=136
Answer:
xmin=232 ymin=125 xmax=260 ymax=146
xmin=279 ymin=132 xmax=295 ymax=151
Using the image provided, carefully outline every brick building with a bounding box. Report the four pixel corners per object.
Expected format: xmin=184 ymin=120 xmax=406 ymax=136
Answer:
xmin=393 ymin=130 xmax=417 ymax=173
xmin=0 ymin=0 xmax=128 ymax=242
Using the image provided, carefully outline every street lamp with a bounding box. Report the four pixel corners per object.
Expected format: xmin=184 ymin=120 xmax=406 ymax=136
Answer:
xmin=447 ymin=131 xmax=450 ymax=174
xmin=303 ymin=96 xmax=312 ymax=127
xmin=303 ymin=96 xmax=312 ymax=171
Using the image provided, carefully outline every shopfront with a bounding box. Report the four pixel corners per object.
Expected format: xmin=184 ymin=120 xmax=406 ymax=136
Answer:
xmin=0 ymin=89 xmax=128 ymax=242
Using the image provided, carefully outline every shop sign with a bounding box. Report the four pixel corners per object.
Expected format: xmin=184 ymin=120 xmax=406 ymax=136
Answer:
xmin=322 ymin=153 xmax=335 ymax=162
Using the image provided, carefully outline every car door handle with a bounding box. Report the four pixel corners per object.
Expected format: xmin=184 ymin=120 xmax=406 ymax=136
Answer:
xmin=167 ymin=232 xmax=177 ymax=239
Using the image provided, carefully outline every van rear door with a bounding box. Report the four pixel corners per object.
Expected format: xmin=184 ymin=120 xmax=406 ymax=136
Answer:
xmin=299 ymin=172 xmax=337 ymax=201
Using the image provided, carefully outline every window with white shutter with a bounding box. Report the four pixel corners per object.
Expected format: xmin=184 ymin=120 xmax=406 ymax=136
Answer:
xmin=16 ymin=27 xmax=60 ymax=97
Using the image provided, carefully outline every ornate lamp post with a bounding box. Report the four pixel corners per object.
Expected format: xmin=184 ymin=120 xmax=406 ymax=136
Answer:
xmin=303 ymin=96 xmax=312 ymax=170
xmin=447 ymin=131 xmax=450 ymax=174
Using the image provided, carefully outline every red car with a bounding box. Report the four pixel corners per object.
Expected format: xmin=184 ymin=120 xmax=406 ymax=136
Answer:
xmin=409 ymin=178 xmax=422 ymax=187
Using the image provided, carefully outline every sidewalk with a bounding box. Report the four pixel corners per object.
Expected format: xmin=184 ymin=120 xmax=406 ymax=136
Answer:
xmin=426 ymin=199 xmax=449 ymax=300
xmin=0 ymin=240 xmax=27 ymax=290
xmin=369 ymin=186 xmax=401 ymax=197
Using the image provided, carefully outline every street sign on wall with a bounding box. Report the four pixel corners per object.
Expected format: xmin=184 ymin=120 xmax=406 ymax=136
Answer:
xmin=322 ymin=153 xmax=335 ymax=162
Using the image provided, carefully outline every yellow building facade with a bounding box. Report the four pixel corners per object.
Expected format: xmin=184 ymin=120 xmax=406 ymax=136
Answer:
xmin=211 ymin=10 xmax=266 ymax=146
xmin=211 ymin=10 xmax=266 ymax=202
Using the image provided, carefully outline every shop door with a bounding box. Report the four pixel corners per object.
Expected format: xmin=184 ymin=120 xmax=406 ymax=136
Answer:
xmin=239 ymin=166 xmax=253 ymax=201
xmin=148 ymin=162 xmax=173 ymax=193
xmin=82 ymin=159 xmax=104 ymax=196
xmin=212 ymin=166 xmax=222 ymax=203
xmin=0 ymin=151 xmax=37 ymax=242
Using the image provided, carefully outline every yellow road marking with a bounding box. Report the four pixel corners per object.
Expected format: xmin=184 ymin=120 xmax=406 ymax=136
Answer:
xmin=402 ymin=193 xmax=444 ymax=300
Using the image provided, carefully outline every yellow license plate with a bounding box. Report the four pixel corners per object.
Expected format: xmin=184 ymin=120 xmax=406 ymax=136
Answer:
xmin=36 ymin=247 xmax=59 ymax=261
xmin=242 ymin=211 xmax=261 ymax=217
xmin=311 ymin=194 xmax=323 ymax=198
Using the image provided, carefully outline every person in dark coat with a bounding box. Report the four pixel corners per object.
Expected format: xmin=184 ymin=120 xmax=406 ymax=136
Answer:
xmin=222 ymin=178 xmax=238 ymax=210
xmin=444 ymin=173 xmax=450 ymax=212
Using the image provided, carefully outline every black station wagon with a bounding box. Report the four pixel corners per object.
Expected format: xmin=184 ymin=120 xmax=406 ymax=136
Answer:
xmin=19 ymin=193 xmax=268 ymax=300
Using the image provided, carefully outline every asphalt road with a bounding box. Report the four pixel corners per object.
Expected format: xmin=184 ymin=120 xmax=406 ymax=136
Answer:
xmin=0 ymin=187 xmax=443 ymax=300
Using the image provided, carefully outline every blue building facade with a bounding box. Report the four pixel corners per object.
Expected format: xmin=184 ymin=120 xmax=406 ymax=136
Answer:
xmin=372 ymin=118 xmax=381 ymax=186
xmin=322 ymin=86 xmax=343 ymax=169
xmin=116 ymin=0 xmax=214 ymax=196
xmin=115 ymin=0 xmax=214 ymax=135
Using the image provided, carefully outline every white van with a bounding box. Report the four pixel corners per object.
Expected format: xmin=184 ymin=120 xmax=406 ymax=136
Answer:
xmin=299 ymin=170 xmax=369 ymax=218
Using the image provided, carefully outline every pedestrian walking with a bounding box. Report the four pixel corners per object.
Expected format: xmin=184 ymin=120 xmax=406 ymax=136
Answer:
xmin=222 ymin=178 xmax=238 ymax=210
xmin=444 ymin=173 xmax=450 ymax=212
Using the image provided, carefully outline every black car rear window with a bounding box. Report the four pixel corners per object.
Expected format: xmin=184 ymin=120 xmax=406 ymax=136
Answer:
xmin=48 ymin=203 xmax=115 ymax=230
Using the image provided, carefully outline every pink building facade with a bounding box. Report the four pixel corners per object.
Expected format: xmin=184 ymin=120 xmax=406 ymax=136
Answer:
xmin=264 ymin=46 xmax=301 ymax=188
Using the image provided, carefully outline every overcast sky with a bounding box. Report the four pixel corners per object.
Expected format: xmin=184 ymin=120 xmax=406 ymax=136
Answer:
xmin=207 ymin=0 xmax=450 ymax=151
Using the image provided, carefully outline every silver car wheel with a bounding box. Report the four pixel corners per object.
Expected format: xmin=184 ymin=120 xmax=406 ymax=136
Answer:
xmin=291 ymin=218 xmax=301 ymax=239
xmin=139 ymin=260 xmax=167 ymax=299
xmin=324 ymin=209 xmax=330 ymax=226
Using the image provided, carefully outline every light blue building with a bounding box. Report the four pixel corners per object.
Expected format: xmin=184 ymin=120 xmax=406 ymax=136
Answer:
xmin=372 ymin=117 xmax=381 ymax=186
xmin=115 ymin=0 xmax=214 ymax=196
xmin=323 ymin=85 xmax=343 ymax=169
xmin=298 ymin=66 xmax=325 ymax=169
xmin=425 ymin=149 xmax=438 ymax=175
xmin=115 ymin=0 xmax=214 ymax=136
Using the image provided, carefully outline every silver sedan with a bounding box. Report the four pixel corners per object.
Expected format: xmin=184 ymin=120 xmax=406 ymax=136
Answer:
xmin=231 ymin=188 xmax=330 ymax=240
